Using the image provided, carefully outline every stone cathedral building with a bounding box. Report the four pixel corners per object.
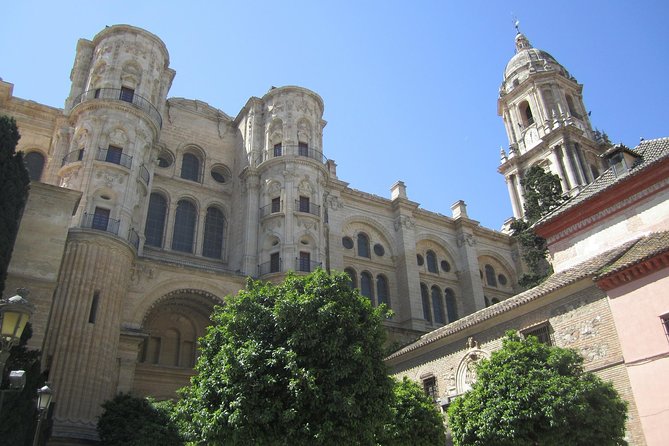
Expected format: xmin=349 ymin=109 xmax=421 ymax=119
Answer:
xmin=1 ymin=25 xmax=523 ymax=444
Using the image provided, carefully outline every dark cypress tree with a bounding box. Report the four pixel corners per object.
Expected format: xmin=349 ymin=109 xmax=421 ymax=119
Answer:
xmin=0 ymin=115 xmax=30 ymax=296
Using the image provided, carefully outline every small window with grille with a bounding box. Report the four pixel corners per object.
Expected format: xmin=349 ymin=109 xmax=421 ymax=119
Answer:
xmin=522 ymin=322 xmax=552 ymax=345
xmin=422 ymin=375 xmax=438 ymax=402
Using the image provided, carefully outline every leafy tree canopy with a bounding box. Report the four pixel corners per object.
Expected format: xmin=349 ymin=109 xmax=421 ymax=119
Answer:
xmin=447 ymin=332 xmax=628 ymax=446
xmin=0 ymin=115 xmax=30 ymax=296
xmin=97 ymin=393 xmax=183 ymax=446
xmin=380 ymin=377 xmax=446 ymax=446
xmin=511 ymin=165 xmax=564 ymax=288
xmin=520 ymin=165 xmax=564 ymax=224
xmin=176 ymin=270 xmax=394 ymax=445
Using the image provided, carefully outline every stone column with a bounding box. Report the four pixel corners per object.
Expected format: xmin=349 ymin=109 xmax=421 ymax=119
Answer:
xmin=505 ymin=175 xmax=522 ymax=219
xmin=390 ymin=185 xmax=422 ymax=330
xmin=451 ymin=204 xmax=486 ymax=314
xmin=241 ymin=169 xmax=260 ymax=275
xmin=548 ymin=150 xmax=569 ymax=192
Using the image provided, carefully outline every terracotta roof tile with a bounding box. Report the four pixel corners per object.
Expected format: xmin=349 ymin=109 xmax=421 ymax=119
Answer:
xmin=595 ymin=231 xmax=669 ymax=279
xmin=536 ymin=137 xmax=669 ymax=226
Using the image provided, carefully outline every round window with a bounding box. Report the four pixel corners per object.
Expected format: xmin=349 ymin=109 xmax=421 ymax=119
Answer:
xmin=417 ymin=254 xmax=424 ymax=266
xmin=156 ymin=150 xmax=174 ymax=168
xmin=373 ymin=243 xmax=385 ymax=257
xmin=342 ymin=236 xmax=354 ymax=249
xmin=498 ymin=274 xmax=508 ymax=286
xmin=440 ymin=260 xmax=451 ymax=272
xmin=211 ymin=166 xmax=228 ymax=183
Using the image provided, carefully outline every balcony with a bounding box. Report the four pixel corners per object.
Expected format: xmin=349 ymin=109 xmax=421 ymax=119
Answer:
xmin=96 ymin=147 xmax=133 ymax=169
xmin=260 ymin=202 xmax=282 ymax=218
xmin=127 ymin=228 xmax=140 ymax=249
xmin=258 ymin=144 xmax=327 ymax=165
xmin=295 ymin=200 xmax=320 ymax=217
xmin=71 ymin=88 xmax=163 ymax=129
xmin=139 ymin=164 xmax=150 ymax=185
xmin=295 ymin=258 xmax=322 ymax=273
xmin=258 ymin=259 xmax=282 ymax=276
xmin=62 ymin=149 xmax=85 ymax=167
xmin=81 ymin=212 xmax=120 ymax=236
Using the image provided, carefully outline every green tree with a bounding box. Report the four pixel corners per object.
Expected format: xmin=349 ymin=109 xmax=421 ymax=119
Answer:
xmin=0 ymin=324 xmax=46 ymax=446
xmin=0 ymin=115 xmax=30 ymax=296
xmin=512 ymin=165 xmax=564 ymax=288
xmin=379 ymin=377 xmax=446 ymax=446
xmin=447 ymin=332 xmax=628 ymax=446
xmin=520 ymin=165 xmax=564 ymax=224
xmin=176 ymin=270 xmax=393 ymax=445
xmin=97 ymin=393 xmax=183 ymax=446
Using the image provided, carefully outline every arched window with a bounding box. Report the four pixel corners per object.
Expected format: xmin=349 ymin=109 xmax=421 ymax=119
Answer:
xmin=431 ymin=286 xmax=445 ymax=325
xmin=420 ymin=283 xmax=431 ymax=322
xmin=520 ymin=101 xmax=534 ymax=126
xmin=144 ymin=193 xmax=167 ymax=248
xmin=202 ymin=207 xmax=225 ymax=259
xmin=344 ymin=268 xmax=357 ymax=288
xmin=181 ymin=153 xmax=201 ymax=182
xmin=566 ymin=95 xmax=580 ymax=118
xmin=445 ymin=288 xmax=458 ymax=323
xmin=357 ymin=233 xmax=370 ymax=258
xmin=360 ymin=272 xmax=373 ymax=301
xmin=426 ymin=250 xmax=438 ymax=273
xmin=376 ymin=275 xmax=389 ymax=306
xmin=23 ymin=152 xmax=45 ymax=181
xmin=485 ymin=264 xmax=497 ymax=287
xmin=172 ymin=200 xmax=196 ymax=253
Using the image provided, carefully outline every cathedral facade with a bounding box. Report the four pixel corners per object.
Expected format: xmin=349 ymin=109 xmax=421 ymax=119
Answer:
xmin=1 ymin=25 xmax=521 ymax=443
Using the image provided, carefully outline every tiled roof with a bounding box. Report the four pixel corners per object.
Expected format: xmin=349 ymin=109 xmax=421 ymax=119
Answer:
xmin=595 ymin=231 xmax=669 ymax=279
xmin=536 ymin=137 xmax=669 ymax=226
xmin=386 ymin=240 xmax=636 ymax=361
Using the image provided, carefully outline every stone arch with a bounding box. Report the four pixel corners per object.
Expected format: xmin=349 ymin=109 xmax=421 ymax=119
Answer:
xmin=477 ymin=250 xmax=516 ymax=289
xmin=415 ymin=233 xmax=459 ymax=271
xmin=340 ymin=215 xmax=395 ymax=258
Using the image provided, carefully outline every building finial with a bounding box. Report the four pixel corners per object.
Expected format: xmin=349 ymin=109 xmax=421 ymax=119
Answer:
xmin=514 ymin=18 xmax=521 ymax=34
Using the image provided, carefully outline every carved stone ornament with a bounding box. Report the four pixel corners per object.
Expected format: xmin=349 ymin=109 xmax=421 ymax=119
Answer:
xmin=325 ymin=195 xmax=343 ymax=210
xmin=393 ymin=215 xmax=415 ymax=231
xmin=298 ymin=177 xmax=314 ymax=195
xmin=456 ymin=233 xmax=476 ymax=247
xmin=455 ymin=338 xmax=490 ymax=395
xmin=130 ymin=263 xmax=155 ymax=285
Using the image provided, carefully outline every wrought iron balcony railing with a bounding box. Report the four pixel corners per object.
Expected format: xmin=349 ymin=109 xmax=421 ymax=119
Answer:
xmin=259 ymin=201 xmax=282 ymax=218
xmin=258 ymin=259 xmax=282 ymax=276
xmin=71 ymin=88 xmax=163 ymax=128
xmin=294 ymin=200 xmax=320 ymax=217
xmin=62 ymin=149 xmax=85 ymax=166
xmin=295 ymin=258 xmax=321 ymax=273
xmin=81 ymin=212 xmax=120 ymax=236
xmin=96 ymin=147 xmax=133 ymax=169
xmin=257 ymin=144 xmax=327 ymax=164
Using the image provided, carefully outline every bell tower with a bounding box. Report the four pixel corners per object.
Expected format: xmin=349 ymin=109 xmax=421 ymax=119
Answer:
xmin=498 ymin=29 xmax=608 ymax=219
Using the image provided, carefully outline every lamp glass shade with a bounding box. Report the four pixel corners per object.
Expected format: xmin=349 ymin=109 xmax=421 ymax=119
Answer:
xmin=37 ymin=385 xmax=53 ymax=411
xmin=0 ymin=295 xmax=33 ymax=341
xmin=0 ymin=310 xmax=29 ymax=340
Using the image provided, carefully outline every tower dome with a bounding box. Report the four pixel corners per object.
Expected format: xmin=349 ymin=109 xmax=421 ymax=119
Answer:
xmin=501 ymin=33 xmax=571 ymax=96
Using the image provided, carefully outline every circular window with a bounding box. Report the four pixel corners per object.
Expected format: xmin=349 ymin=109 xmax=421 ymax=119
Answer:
xmin=440 ymin=260 xmax=451 ymax=272
xmin=157 ymin=150 xmax=173 ymax=168
xmin=498 ymin=274 xmax=508 ymax=286
xmin=211 ymin=166 xmax=228 ymax=184
xmin=373 ymin=243 xmax=385 ymax=257
xmin=417 ymin=254 xmax=424 ymax=266
xmin=342 ymin=236 xmax=353 ymax=249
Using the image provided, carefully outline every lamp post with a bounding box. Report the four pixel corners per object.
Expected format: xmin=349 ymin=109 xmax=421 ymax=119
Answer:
xmin=0 ymin=289 xmax=34 ymax=387
xmin=32 ymin=384 xmax=53 ymax=446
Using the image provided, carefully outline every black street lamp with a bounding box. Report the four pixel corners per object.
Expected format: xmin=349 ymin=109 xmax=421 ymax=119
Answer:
xmin=32 ymin=384 xmax=53 ymax=446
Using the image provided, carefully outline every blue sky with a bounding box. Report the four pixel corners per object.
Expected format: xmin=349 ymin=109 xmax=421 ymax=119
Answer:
xmin=2 ymin=1 xmax=668 ymax=230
